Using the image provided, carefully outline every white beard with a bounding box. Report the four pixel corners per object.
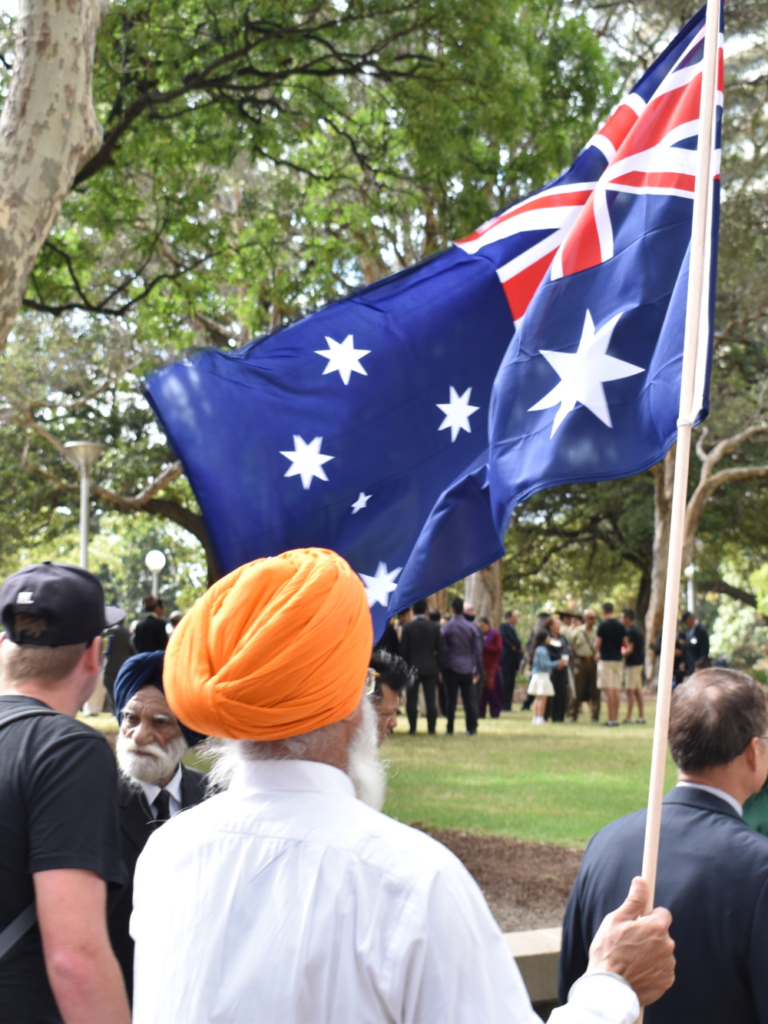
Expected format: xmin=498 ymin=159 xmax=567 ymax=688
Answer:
xmin=347 ymin=697 xmax=387 ymax=811
xmin=116 ymin=730 xmax=188 ymax=786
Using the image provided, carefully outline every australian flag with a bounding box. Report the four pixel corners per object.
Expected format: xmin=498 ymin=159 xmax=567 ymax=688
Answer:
xmin=146 ymin=2 xmax=722 ymax=639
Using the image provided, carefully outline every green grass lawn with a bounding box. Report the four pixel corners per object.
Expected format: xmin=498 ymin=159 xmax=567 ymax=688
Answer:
xmin=83 ymin=700 xmax=676 ymax=850
xmin=382 ymin=702 xmax=676 ymax=849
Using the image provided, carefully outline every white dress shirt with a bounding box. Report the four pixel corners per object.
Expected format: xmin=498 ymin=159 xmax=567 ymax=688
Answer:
xmin=140 ymin=762 xmax=183 ymax=818
xmin=132 ymin=759 xmax=639 ymax=1024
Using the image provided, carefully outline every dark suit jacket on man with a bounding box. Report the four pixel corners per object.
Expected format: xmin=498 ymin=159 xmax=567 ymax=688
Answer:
xmin=109 ymin=765 xmax=208 ymax=999
xmin=559 ymin=786 xmax=768 ymax=1024
xmin=499 ymin=622 xmax=522 ymax=670
xmin=684 ymin=621 xmax=710 ymax=674
xmin=400 ymin=615 xmax=443 ymax=676
xmin=133 ymin=613 xmax=169 ymax=654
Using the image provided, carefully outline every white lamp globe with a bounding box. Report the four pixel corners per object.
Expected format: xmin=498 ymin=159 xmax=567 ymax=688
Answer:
xmin=145 ymin=549 xmax=167 ymax=574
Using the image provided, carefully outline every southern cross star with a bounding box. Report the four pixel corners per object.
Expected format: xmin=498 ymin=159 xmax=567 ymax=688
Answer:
xmin=436 ymin=386 xmax=479 ymax=442
xmin=315 ymin=334 xmax=370 ymax=385
xmin=351 ymin=492 xmax=372 ymax=514
xmin=280 ymin=435 xmax=334 ymax=489
xmin=528 ymin=310 xmax=644 ymax=438
xmin=359 ymin=562 xmax=402 ymax=608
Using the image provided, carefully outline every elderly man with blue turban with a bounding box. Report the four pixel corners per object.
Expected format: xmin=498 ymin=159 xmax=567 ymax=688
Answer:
xmin=108 ymin=651 xmax=208 ymax=1002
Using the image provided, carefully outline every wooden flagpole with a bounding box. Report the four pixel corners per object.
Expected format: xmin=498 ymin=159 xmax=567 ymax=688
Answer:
xmin=637 ymin=3 xmax=721 ymax=1017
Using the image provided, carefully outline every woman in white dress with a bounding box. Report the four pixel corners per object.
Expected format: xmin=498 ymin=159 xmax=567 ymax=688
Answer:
xmin=528 ymin=627 xmax=555 ymax=724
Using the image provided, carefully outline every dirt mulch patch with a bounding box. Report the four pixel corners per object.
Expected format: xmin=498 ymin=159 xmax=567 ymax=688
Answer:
xmin=417 ymin=828 xmax=583 ymax=933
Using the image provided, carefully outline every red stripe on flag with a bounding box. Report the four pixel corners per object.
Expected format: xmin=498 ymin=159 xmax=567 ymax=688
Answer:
xmin=501 ymin=250 xmax=558 ymax=322
xmin=618 ymin=79 xmax=702 ymax=160
xmin=559 ymin=197 xmax=602 ymax=277
xmin=599 ymin=103 xmax=640 ymax=152
xmin=610 ymin=171 xmax=696 ymax=192
xmin=457 ymin=190 xmax=595 ymax=245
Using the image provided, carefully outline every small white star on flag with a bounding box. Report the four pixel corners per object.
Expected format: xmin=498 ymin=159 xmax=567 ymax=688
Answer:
xmin=315 ymin=334 xmax=370 ymax=385
xmin=359 ymin=562 xmax=402 ymax=608
xmin=437 ymin=386 xmax=479 ymax=442
xmin=280 ymin=435 xmax=334 ymax=489
xmin=528 ymin=310 xmax=644 ymax=438
xmin=351 ymin=492 xmax=372 ymax=514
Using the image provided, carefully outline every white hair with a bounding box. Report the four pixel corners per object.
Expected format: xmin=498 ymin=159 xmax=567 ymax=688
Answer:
xmin=116 ymin=730 xmax=188 ymax=787
xmin=208 ymin=698 xmax=387 ymax=810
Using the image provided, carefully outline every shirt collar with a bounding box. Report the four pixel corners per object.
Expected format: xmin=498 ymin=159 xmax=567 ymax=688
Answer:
xmin=141 ymin=762 xmax=183 ymax=808
xmin=676 ymin=781 xmax=742 ymax=817
xmin=229 ymin=758 xmax=356 ymax=801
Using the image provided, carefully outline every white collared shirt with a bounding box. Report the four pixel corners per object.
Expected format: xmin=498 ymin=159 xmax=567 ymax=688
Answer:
xmin=676 ymin=781 xmax=743 ymax=817
xmin=132 ymin=759 xmax=639 ymax=1024
xmin=140 ymin=762 xmax=183 ymax=819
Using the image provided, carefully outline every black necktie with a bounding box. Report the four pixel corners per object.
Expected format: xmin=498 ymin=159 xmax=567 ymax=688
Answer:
xmin=152 ymin=789 xmax=171 ymax=824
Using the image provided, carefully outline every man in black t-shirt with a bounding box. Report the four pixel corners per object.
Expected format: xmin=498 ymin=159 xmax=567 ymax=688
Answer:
xmin=595 ymin=601 xmax=627 ymax=727
xmin=621 ymin=608 xmax=646 ymax=725
xmin=0 ymin=562 xmax=130 ymax=1024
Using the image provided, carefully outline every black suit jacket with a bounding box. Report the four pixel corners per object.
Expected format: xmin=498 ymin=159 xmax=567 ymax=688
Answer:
xmin=109 ymin=764 xmax=208 ymax=999
xmin=560 ymin=787 xmax=768 ymax=1023
xmin=684 ymin=622 xmax=710 ymax=673
xmin=400 ymin=616 xmax=443 ymax=676
xmin=499 ymin=622 xmax=522 ymax=670
xmin=133 ymin=613 xmax=169 ymax=653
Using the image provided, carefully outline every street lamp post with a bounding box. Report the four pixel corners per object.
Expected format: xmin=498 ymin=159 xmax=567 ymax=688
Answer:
xmin=64 ymin=441 xmax=107 ymax=570
xmin=684 ymin=563 xmax=696 ymax=616
xmin=145 ymin=549 xmax=167 ymax=598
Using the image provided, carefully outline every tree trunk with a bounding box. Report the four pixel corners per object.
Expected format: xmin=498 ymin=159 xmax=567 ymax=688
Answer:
xmin=464 ymin=560 xmax=502 ymax=627
xmin=635 ymin=568 xmax=652 ymax=634
xmin=428 ymin=590 xmax=449 ymax=617
xmin=0 ymin=0 xmax=104 ymax=353
xmin=645 ymin=448 xmax=676 ymax=680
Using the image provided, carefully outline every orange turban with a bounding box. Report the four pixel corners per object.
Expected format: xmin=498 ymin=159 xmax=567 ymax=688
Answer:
xmin=163 ymin=548 xmax=372 ymax=740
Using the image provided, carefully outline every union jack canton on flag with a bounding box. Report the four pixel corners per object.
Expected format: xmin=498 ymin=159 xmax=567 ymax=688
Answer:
xmin=478 ymin=2 xmax=723 ymax=533
xmin=145 ymin=2 xmax=723 ymax=639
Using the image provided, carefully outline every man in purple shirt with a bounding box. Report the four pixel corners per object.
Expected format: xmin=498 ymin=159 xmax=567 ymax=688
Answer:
xmin=440 ymin=598 xmax=482 ymax=735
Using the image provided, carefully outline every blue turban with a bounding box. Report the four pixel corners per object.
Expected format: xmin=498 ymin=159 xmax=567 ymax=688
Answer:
xmin=113 ymin=651 xmax=206 ymax=748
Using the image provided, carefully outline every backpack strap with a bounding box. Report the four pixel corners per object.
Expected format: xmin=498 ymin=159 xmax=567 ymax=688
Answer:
xmin=0 ymin=904 xmax=37 ymax=963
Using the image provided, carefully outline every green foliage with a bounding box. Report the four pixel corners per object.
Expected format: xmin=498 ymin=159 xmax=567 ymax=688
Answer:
xmin=0 ymin=0 xmax=618 ymax=586
xmin=25 ymin=0 xmax=615 ymax=344
xmin=0 ymin=511 xmax=206 ymax=616
xmin=503 ymin=474 xmax=654 ymax=616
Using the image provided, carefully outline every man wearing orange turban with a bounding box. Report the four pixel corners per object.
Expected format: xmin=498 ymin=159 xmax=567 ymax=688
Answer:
xmin=131 ymin=548 xmax=675 ymax=1024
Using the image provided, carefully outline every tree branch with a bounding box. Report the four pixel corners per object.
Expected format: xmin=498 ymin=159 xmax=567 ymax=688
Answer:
xmin=697 ymin=579 xmax=757 ymax=608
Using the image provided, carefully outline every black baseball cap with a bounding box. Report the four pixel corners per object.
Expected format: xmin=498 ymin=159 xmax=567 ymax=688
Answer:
xmin=0 ymin=562 xmax=126 ymax=647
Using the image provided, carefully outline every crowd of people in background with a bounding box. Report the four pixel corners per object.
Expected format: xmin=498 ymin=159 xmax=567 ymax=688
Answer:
xmin=376 ymin=598 xmax=713 ymax=733
xmin=1 ymin=555 xmax=766 ymax=1024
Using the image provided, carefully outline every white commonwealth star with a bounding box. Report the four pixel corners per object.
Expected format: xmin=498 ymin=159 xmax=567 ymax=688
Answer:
xmin=436 ymin=386 xmax=479 ymax=442
xmin=315 ymin=334 xmax=370 ymax=385
xmin=528 ymin=310 xmax=644 ymax=438
xmin=351 ymin=491 xmax=371 ymax=514
xmin=359 ymin=562 xmax=402 ymax=608
xmin=280 ymin=435 xmax=334 ymax=489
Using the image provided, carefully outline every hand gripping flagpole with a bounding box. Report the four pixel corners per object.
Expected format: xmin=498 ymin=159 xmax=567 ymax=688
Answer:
xmin=637 ymin=1 xmax=721 ymax=1016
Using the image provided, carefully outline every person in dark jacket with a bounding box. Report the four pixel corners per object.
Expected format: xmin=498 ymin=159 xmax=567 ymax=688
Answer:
xmin=681 ymin=611 xmax=709 ymax=676
xmin=400 ymin=599 xmax=443 ymax=735
xmin=440 ymin=597 xmax=482 ymax=735
xmin=133 ymin=596 xmax=168 ymax=653
xmin=560 ymin=667 xmax=768 ymax=1024
xmin=110 ymin=652 xmax=208 ymax=1002
xmin=102 ymin=624 xmax=136 ymax=713
xmin=546 ymin=616 xmax=571 ymax=722
xmin=499 ymin=610 xmax=522 ymax=711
